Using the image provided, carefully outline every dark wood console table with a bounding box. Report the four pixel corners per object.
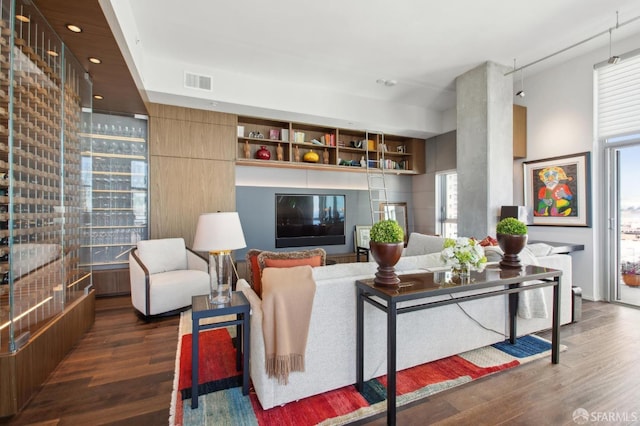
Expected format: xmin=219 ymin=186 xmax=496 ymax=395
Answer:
xmin=355 ymin=265 xmax=562 ymax=425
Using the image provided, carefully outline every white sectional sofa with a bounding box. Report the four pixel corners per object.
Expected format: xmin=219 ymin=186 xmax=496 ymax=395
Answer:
xmin=238 ymin=236 xmax=573 ymax=410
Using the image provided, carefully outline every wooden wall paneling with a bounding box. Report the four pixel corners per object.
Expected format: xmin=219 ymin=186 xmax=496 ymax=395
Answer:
xmin=92 ymin=269 xmax=131 ymax=296
xmin=146 ymin=103 xmax=236 ymax=126
xmin=149 ymin=156 xmax=236 ymax=245
xmin=0 ymin=290 xmax=95 ymax=417
xmin=513 ymin=104 xmax=527 ymax=158
xmin=146 ymin=103 xmax=238 ymax=247
xmin=149 ymin=118 xmax=236 ymax=160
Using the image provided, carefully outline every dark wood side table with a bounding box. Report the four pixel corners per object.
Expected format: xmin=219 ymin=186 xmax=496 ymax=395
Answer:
xmin=356 ymin=265 xmax=562 ymax=425
xmin=191 ymin=292 xmax=250 ymax=409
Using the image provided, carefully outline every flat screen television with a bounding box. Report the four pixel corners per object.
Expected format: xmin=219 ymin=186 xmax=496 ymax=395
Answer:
xmin=275 ymin=193 xmax=346 ymax=248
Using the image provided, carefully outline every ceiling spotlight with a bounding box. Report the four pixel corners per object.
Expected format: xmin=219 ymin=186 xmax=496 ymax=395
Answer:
xmin=93 ymin=94 xmax=104 ymax=100
xmin=46 ymin=50 xmax=59 ymax=57
xmin=89 ymin=57 xmax=102 ymax=64
xmin=513 ymin=59 xmax=525 ymax=98
xmin=16 ymin=14 xmax=30 ymax=23
xmin=66 ymin=24 xmax=82 ymax=33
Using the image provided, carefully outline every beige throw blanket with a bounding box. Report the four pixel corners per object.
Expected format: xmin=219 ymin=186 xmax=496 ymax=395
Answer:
xmin=261 ymin=265 xmax=316 ymax=384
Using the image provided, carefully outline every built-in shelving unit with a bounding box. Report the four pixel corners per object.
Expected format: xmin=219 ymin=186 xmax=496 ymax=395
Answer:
xmin=236 ymin=116 xmax=425 ymax=174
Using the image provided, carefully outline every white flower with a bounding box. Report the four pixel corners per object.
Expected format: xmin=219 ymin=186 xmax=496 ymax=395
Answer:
xmin=440 ymin=237 xmax=487 ymax=270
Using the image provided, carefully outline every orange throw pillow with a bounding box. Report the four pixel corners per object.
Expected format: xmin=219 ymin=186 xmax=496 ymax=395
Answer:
xmin=253 ymin=248 xmax=326 ymax=297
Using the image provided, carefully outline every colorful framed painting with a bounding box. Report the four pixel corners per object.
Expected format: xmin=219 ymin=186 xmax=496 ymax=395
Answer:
xmin=523 ymin=152 xmax=591 ymax=227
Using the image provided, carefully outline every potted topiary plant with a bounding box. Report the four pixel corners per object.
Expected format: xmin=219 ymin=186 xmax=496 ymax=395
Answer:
xmin=496 ymin=217 xmax=528 ymax=269
xmin=369 ymin=219 xmax=405 ymax=287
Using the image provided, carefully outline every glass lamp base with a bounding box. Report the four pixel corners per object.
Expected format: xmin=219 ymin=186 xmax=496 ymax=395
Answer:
xmin=209 ymin=252 xmax=233 ymax=305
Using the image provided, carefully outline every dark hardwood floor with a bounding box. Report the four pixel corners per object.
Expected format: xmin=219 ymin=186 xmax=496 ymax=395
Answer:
xmin=2 ymin=297 xmax=639 ymax=425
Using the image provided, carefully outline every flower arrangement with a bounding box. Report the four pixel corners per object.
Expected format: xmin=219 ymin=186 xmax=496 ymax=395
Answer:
xmin=440 ymin=237 xmax=487 ymax=272
xmin=621 ymin=261 xmax=640 ymax=275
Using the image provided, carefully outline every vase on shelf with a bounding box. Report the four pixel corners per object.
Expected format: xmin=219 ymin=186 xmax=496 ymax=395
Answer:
xmin=255 ymin=146 xmax=271 ymax=160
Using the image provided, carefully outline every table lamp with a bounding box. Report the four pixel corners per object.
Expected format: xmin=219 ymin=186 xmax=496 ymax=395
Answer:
xmin=192 ymin=212 xmax=247 ymax=304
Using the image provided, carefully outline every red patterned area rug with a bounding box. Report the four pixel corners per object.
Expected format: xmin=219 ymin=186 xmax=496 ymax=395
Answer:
xmin=169 ymin=310 xmax=564 ymax=426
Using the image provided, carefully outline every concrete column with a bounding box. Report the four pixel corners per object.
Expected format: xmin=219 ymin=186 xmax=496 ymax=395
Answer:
xmin=456 ymin=61 xmax=513 ymax=238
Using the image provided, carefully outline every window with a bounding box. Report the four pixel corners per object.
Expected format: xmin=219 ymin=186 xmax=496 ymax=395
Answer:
xmin=437 ymin=171 xmax=457 ymax=238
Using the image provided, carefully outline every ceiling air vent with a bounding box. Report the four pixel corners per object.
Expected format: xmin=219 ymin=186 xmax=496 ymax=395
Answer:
xmin=184 ymin=72 xmax=212 ymax=91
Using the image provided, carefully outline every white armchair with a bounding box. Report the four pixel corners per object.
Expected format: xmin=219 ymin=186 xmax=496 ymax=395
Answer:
xmin=129 ymin=238 xmax=210 ymax=317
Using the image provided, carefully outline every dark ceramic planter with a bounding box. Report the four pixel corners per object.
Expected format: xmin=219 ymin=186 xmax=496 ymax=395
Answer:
xmin=369 ymin=241 xmax=404 ymax=287
xmin=497 ymin=233 xmax=528 ymax=269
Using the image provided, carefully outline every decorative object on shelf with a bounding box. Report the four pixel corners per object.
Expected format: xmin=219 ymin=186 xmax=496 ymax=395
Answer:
xmin=323 ymin=148 xmax=329 ymax=164
xmin=397 ymin=145 xmax=406 ymax=153
xmin=294 ymin=145 xmax=300 ymax=162
xmin=621 ymin=261 xmax=640 ymax=286
xmin=192 ymin=212 xmax=247 ymax=304
xmin=496 ymin=217 xmax=528 ymax=269
xmin=249 ymin=131 xmax=264 ymax=139
xmin=303 ymin=150 xmax=319 ymax=163
xmin=269 ymin=129 xmax=280 ymax=140
xmin=523 ymin=152 xmax=591 ymax=227
xmin=360 ymin=156 xmax=366 ymax=168
xmin=244 ymin=140 xmax=251 ymax=159
xmin=237 ymin=125 xmax=245 ymax=137
xmin=440 ymin=237 xmax=487 ymax=277
xmin=276 ymin=143 xmax=283 ymax=161
xmin=350 ymin=140 xmax=362 ymax=148
xmin=256 ymin=146 xmax=271 ymax=160
xmin=369 ymin=219 xmax=404 ymax=287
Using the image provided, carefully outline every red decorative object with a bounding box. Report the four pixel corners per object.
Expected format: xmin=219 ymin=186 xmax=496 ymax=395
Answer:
xmin=256 ymin=146 xmax=271 ymax=160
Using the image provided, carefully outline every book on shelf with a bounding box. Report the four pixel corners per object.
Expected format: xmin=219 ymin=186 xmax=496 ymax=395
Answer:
xmin=281 ymin=129 xmax=289 ymax=141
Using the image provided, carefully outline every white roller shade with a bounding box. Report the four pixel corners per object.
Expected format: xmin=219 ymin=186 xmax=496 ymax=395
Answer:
xmin=597 ymin=53 xmax=640 ymax=140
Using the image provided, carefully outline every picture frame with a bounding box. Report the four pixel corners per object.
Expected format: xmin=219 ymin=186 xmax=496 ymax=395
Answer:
xmin=523 ymin=152 xmax=591 ymax=227
xmin=354 ymin=225 xmax=371 ymax=251
xmin=380 ymin=202 xmax=408 ymax=243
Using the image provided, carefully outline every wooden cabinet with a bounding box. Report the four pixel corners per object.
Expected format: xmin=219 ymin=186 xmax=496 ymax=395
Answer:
xmin=513 ymin=104 xmax=527 ymax=158
xmin=236 ymin=116 xmax=425 ymax=174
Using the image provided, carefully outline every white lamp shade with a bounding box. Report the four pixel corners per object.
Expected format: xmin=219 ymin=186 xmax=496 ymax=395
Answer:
xmin=192 ymin=212 xmax=247 ymax=252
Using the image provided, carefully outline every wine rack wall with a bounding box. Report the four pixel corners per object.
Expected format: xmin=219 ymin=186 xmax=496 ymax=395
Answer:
xmin=80 ymin=113 xmax=148 ymax=273
xmin=0 ymin=1 xmax=91 ymax=355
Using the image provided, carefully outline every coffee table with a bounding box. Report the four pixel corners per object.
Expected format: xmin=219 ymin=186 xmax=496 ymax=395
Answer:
xmin=355 ymin=265 xmax=562 ymax=425
xmin=191 ymin=292 xmax=250 ymax=409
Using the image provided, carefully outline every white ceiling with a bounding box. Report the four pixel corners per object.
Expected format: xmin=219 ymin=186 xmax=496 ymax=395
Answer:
xmin=102 ymin=0 xmax=640 ymax=136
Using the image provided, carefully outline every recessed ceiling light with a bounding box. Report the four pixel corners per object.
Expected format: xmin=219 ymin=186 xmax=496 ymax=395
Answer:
xmin=16 ymin=15 xmax=30 ymax=23
xmin=88 ymin=57 xmax=102 ymax=64
xmin=46 ymin=50 xmax=59 ymax=57
xmin=93 ymin=95 xmax=104 ymax=100
xmin=66 ymin=24 xmax=82 ymax=33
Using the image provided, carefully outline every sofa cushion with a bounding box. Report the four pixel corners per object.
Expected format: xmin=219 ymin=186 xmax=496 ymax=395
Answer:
xmin=527 ymin=243 xmax=553 ymax=257
xmin=245 ymin=249 xmax=264 ymax=295
xmin=253 ymin=249 xmax=326 ymax=297
xmin=404 ymin=233 xmax=446 ymax=256
xmin=136 ymin=238 xmax=188 ymax=274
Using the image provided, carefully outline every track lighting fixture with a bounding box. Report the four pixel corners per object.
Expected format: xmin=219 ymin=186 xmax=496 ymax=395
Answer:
xmin=608 ymin=16 xmax=620 ymax=65
xmin=506 ymin=11 xmax=640 ymax=77
xmin=514 ymin=59 xmax=525 ymax=97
